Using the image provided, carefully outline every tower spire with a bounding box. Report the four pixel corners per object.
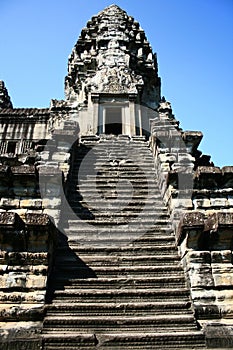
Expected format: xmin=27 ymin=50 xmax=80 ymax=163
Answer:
xmin=65 ymin=5 xmax=160 ymax=109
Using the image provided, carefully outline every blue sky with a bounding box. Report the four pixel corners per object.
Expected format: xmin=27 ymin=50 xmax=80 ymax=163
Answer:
xmin=0 ymin=0 xmax=232 ymax=166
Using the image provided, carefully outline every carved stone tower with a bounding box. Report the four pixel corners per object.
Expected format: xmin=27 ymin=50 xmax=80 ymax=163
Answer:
xmin=64 ymin=5 xmax=160 ymax=136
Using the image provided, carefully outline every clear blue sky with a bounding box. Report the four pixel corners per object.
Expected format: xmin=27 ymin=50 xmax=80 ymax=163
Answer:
xmin=0 ymin=0 xmax=232 ymax=166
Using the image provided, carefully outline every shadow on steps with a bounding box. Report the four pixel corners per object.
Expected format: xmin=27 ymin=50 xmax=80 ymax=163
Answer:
xmin=45 ymin=231 xmax=97 ymax=304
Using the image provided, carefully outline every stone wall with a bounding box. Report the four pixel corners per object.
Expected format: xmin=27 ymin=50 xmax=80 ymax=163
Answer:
xmin=150 ymin=99 xmax=233 ymax=347
xmin=0 ymin=212 xmax=56 ymax=349
xmin=0 ymin=104 xmax=58 ymax=348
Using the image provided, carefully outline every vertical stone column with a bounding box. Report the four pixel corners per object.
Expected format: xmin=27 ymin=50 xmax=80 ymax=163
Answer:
xmin=128 ymin=94 xmax=137 ymax=136
xmin=91 ymin=93 xmax=99 ymax=135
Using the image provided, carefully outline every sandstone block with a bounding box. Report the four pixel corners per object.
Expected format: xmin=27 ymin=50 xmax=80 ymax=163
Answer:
xmin=51 ymin=151 xmax=70 ymax=162
xmin=20 ymin=199 xmax=42 ymax=209
xmin=160 ymin=163 xmax=170 ymax=171
xmin=42 ymin=198 xmax=61 ymax=209
xmin=212 ymin=265 xmax=233 ymax=287
xmin=0 ymin=198 xmax=20 ymax=209
xmin=210 ymin=197 xmax=229 ymax=208
xmin=6 ymin=272 xmax=27 ymax=289
xmin=26 ymin=275 xmax=47 ymax=289
xmin=211 ymin=250 xmax=232 ymax=264
xmin=193 ymin=198 xmax=211 ymax=209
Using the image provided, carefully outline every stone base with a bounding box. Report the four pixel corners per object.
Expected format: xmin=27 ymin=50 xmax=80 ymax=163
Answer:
xmin=0 ymin=321 xmax=42 ymax=350
xmin=203 ymin=321 xmax=233 ymax=348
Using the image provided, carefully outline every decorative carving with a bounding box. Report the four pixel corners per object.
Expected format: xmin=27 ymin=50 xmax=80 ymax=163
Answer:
xmin=65 ymin=5 xmax=160 ymax=108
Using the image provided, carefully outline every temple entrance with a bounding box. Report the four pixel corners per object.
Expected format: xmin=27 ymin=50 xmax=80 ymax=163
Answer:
xmin=105 ymin=107 xmax=122 ymax=135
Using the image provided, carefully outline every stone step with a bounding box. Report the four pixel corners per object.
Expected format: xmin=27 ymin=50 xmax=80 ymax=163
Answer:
xmin=54 ymin=259 xmax=180 ymax=270
xmin=55 ymin=250 xmax=180 ymax=264
xmin=56 ymin=242 xmax=178 ymax=255
xmin=74 ymin=146 xmax=151 ymax=152
xmin=84 ymin=174 xmax=157 ymax=180
xmin=68 ymin=207 xmax=169 ymax=215
xmin=68 ymin=197 xmax=166 ymax=204
xmin=52 ymin=288 xmax=190 ymax=302
xmin=44 ymin=313 xmax=196 ymax=333
xmin=52 ymin=263 xmax=183 ymax=278
xmin=67 ymin=213 xmax=170 ymax=222
xmin=49 ymin=276 xmax=186 ymax=289
xmin=68 ymin=216 xmax=171 ymax=224
xmin=55 ymin=240 xmax=178 ymax=253
xmin=53 ymin=259 xmax=182 ymax=272
xmin=46 ymin=300 xmax=193 ymax=316
xmin=72 ymin=165 xmax=156 ymax=172
xmin=74 ymin=189 xmax=158 ymax=195
xmin=65 ymin=223 xmax=173 ymax=231
xmin=42 ymin=331 xmax=206 ymax=349
xmin=77 ymin=184 xmax=159 ymax=190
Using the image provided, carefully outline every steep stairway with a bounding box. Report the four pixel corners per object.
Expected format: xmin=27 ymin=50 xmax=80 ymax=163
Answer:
xmin=42 ymin=136 xmax=206 ymax=349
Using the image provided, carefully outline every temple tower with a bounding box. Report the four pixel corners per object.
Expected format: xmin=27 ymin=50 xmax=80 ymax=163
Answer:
xmin=65 ymin=5 xmax=160 ymax=136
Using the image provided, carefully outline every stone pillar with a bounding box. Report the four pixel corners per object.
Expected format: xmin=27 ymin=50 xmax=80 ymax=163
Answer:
xmin=128 ymin=94 xmax=137 ymax=136
xmin=91 ymin=93 xmax=99 ymax=134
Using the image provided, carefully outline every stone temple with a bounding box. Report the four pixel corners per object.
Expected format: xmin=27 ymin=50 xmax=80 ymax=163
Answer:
xmin=0 ymin=4 xmax=233 ymax=349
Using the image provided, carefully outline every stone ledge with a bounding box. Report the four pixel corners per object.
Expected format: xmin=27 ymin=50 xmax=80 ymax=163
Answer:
xmin=0 ymin=212 xmax=22 ymax=226
xmin=11 ymin=165 xmax=37 ymax=175
xmin=24 ymin=213 xmax=51 ymax=226
xmin=177 ymin=212 xmax=233 ymax=245
xmin=204 ymin=213 xmax=233 ymax=232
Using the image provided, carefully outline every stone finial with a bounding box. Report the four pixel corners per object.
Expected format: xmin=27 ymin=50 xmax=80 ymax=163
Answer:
xmin=0 ymin=80 xmax=13 ymax=109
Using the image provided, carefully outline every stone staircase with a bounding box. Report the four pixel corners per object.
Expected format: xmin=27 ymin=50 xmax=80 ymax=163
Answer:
xmin=42 ymin=136 xmax=206 ymax=349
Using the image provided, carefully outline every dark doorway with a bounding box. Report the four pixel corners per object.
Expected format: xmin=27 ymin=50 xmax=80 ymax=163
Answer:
xmin=7 ymin=141 xmax=17 ymax=154
xmin=105 ymin=107 xmax=122 ymax=135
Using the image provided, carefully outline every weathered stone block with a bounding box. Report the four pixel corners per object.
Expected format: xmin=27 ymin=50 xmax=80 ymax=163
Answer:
xmin=212 ymin=265 xmax=233 ymax=287
xmin=0 ymin=198 xmax=20 ymax=209
xmin=20 ymin=199 xmax=42 ymax=209
xmin=204 ymin=323 xmax=233 ymax=348
xmin=193 ymin=198 xmax=211 ymax=209
xmin=0 ymin=321 xmax=42 ymax=350
xmin=188 ymin=264 xmax=214 ymax=287
xmin=210 ymin=197 xmax=229 ymax=208
xmin=0 ymin=303 xmax=44 ymax=321
xmin=187 ymin=251 xmax=211 ymax=264
xmin=169 ymin=198 xmax=193 ymax=210
xmin=158 ymin=153 xmax=176 ymax=163
xmin=26 ymin=275 xmax=47 ymax=289
xmin=211 ymin=250 xmax=232 ymax=264
xmin=178 ymin=153 xmax=195 ymax=163
xmin=6 ymin=272 xmax=27 ymax=289
xmin=51 ymin=151 xmax=70 ymax=162
xmin=42 ymin=198 xmax=61 ymax=209
xmin=171 ymin=163 xmax=194 ymax=173
xmin=40 ymin=151 xmax=50 ymax=161
xmin=160 ymin=163 xmax=170 ymax=172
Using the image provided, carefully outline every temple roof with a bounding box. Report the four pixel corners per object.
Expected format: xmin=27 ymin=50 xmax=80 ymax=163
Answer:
xmin=0 ymin=108 xmax=49 ymax=115
xmin=0 ymin=108 xmax=50 ymax=120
